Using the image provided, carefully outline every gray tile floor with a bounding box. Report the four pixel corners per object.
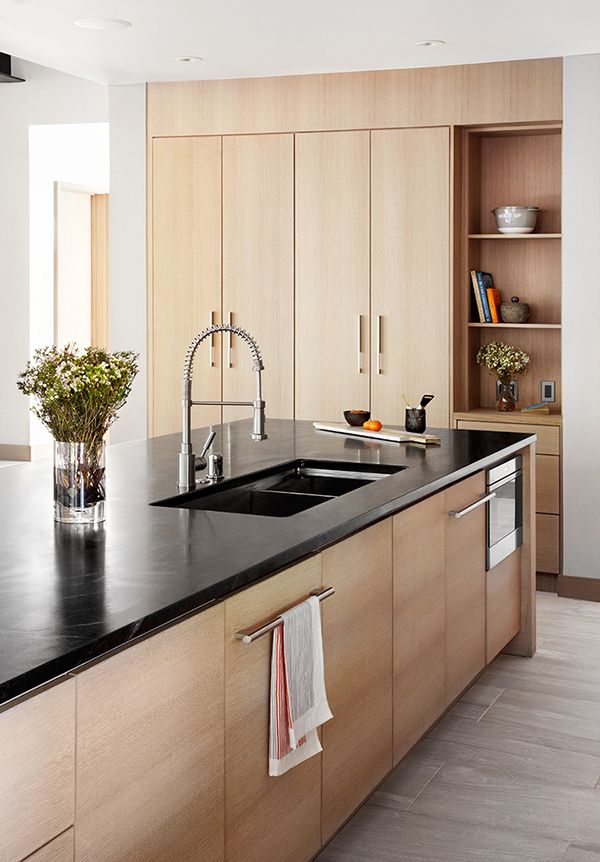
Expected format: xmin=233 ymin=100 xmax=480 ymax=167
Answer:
xmin=317 ymin=593 xmax=600 ymax=861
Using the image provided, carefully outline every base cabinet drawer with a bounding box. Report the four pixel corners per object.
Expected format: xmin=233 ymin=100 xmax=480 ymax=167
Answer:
xmin=486 ymin=549 xmax=521 ymax=662
xmin=0 ymin=680 xmax=75 ymax=862
xmin=456 ymin=419 xmax=559 ymax=456
xmin=25 ymin=830 xmax=74 ymax=862
xmin=537 ymin=514 xmax=560 ymax=574
xmin=536 ymin=454 xmax=560 ymax=514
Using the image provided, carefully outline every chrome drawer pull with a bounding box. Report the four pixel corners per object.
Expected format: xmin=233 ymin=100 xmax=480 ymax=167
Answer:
xmin=235 ymin=586 xmax=335 ymax=644
xmin=449 ymin=491 xmax=496 ymax=519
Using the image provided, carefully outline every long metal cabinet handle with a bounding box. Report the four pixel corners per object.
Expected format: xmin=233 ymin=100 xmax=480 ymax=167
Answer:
xmin=357 ymin=314 xmax=362 ymax=374
xmin=234 ymin=586 xmax=335 ymax=644
xmin=376 ymin=315 xmax=382 ymax=374
xmin=209 ymin=311 xmax=216 ymax=367
xmin=449 ymin=491 xmax=496 ymax=519
xmin=227 ymin=311 xmax=233 ymax=368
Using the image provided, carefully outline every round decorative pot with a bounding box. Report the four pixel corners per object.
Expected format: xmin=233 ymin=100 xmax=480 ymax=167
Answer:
xmin=500 ymin=296 xmax=531 ymax=324
xmin=54 ymin=441 xmax=106 ymax=524
xmin=496 ymin=382 xmax=516 ymax=412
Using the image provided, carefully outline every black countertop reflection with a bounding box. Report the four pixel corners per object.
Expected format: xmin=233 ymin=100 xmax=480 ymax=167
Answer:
xmin=0 ymin=419 xmax=534 ymax=707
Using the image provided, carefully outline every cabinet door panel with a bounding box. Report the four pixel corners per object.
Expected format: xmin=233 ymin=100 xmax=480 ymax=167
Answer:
xmin=393 ymin=494 xmax=446 ymax=765
xmin=536 ymin=454 xmax=560 ymax=514
xmin=371 ymin=127 xmax=450 ymax=428
xmin=224 ymin=558 xmax=322 ymax=862
xmin=0 ymin=680 xmax=75 ymax=862
xmin=321 ymin=521 xmax=393 ymax=840
xmin=295 ymin=131 xmax=370 ymax=421
xmin=446 ymin=472 xmax=486 ymax=704
xmin=486 ymin=548 xmax=521 ymax=662
xmin=75 ymin=607 xmax=225 ymax=862
xmin=222 ymin=134 xmax=294 ymax=421
xmin=152 ymin=136 xmax=222 ymax=436
xmin=26 ymin=829 xmax=74 ymax=862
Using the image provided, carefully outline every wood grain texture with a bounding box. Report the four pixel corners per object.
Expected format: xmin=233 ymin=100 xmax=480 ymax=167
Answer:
xmin=0 ymin=680 xmax=75 ymax=862
xmin=536 ymin=454 xmax=560 ymax=514
xmin=486 ymin=549 xmax=521 ymax=663
xmin=321 ymin=521 xmax=393 ymax=841
xmin=74 ymin=606 xmax=225 ymax=862
xmin=24 ymin=830 xmax=74 ymax=862
xmin=505 ymin=444 xmax=537 ymax=656
xmin=370 ymin=127 xmax=450 ymax=427
xmin=222 ymin=134 xmax=294 ymax=421
xmin=295 ymin=131 xmax=370 ymax=420
xmin=147 ymin=58 xmax=562 ymax=137
xmin=392 ymin=493 xmax=446 ymax=764
xmin=151 ymin=136 xmax=222 ymax=436
xmin=224 ymin=557 xmax=323 ymax=862
xmin=445 ymin=472 xmax=486 ymax=704
xmin=537 ymin=514 xmax=560 ymax=574
xmin=90 ymin=193 xmax=109 ymax=349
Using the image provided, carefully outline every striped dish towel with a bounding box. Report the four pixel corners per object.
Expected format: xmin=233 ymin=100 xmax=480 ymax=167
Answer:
xmin=269 ymin=595 xmax=333 ymax=777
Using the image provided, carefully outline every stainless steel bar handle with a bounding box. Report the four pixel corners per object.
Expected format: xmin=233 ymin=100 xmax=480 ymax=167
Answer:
xmin=227 ymin=311 xmax=233 ymax=368
xmin=235 ymin=586 xmax=335 ymax=644
xmin=377 ymin=315 xmax=383 ymax=375
xmin=357 ymin=314 xmax=362 ymax=374
xmin=209 ymin=311 xmax=216 ymax=367
xmin=449 ymin=491 xmax=496 ymax=519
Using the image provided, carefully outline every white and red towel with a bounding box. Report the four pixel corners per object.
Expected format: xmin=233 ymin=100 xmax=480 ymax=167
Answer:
xmin=269 ymin=595 xmax=333 ymax=777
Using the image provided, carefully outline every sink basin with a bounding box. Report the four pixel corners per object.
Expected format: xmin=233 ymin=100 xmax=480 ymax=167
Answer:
xmin=152 ymin=459 xmax=407 ymax=518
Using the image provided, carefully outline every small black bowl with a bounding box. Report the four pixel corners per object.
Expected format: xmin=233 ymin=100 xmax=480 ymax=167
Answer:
xmin=344 ymin=410 xmax=371 ymax=427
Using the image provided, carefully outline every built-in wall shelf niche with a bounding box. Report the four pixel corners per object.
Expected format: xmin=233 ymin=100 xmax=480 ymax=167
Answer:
xmin=453 ymin=123 xmax=562 ymax=417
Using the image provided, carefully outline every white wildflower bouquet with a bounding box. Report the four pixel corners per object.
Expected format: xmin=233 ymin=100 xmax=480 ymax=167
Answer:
xmin=17 ymin=345 xmax=138 ymax=447
xmin=476 ymin=342 xmax=530 ymax=383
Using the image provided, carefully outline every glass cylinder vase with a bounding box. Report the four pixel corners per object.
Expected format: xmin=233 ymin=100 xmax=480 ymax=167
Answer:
xmin=54 ymin=441 xmax=106 ymax=524
xmin=496 ymin=381 xmax=516 ymax=412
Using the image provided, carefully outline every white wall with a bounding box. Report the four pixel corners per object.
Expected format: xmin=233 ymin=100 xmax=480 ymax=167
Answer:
xmin=562 ymin=54 xmax=600 ymax=579
xmin=0 ymin=59 xmax=108 ymax=448
xmin=108 ymin=84 xmax=147 ymax=443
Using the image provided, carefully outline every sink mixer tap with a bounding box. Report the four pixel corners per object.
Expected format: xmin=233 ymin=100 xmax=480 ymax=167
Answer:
xmin=178 ymin=324 xmax=267 ymax=491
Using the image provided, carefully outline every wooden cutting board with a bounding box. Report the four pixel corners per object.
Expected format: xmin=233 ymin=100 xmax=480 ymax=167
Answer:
xmin=313 ymin=421 xmax=441 ymax=445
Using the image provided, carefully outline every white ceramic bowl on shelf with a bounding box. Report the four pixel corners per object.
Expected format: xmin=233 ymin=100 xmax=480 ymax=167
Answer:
xmin=492 ymin=205 xmax=539 ymax=234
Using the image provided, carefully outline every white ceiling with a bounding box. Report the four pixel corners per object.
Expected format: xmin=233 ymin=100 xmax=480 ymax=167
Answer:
xmin=1 ymin=0 xmax=600 ymax=85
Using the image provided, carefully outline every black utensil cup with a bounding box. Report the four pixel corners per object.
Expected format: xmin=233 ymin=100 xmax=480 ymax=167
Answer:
xmin=405 ymin=407 xmax=426 ymax=434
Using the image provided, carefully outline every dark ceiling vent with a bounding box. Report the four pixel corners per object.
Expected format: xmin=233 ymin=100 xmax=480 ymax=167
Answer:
xmin=0 ymin=53 xmax=25 ymax=83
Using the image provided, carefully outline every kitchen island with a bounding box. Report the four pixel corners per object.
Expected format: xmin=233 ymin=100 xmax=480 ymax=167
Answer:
xmin=0 ymin=419 xmax=536 ymax=862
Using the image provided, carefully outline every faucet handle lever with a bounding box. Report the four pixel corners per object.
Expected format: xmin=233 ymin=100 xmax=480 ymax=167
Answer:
xmin=199 ymin=429 xmax=216 ymax=460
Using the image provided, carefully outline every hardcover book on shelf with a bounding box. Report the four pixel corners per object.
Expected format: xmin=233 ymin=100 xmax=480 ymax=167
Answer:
xmin=470 ymin=270 xmax=486 ymax=322
xmin=471 ymin=270 xmax=492 ymax=322
xmin=484 ymin=277 xmax=501 ymax=324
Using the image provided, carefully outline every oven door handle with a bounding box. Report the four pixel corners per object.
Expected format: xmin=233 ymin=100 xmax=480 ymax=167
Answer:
xmin=449 ymin=491 xmax=496 ymax=519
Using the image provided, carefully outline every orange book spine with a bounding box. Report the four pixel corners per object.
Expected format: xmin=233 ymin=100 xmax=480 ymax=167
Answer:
xmin=487 ymin=288 xmax=501 ymax=324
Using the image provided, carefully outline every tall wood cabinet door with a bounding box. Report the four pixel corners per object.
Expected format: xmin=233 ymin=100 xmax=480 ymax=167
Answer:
xmin=393 ymin=494 xmax=446 ymax=765
xmin=224 ymin=557 xmax=323 ymax=862
xmin=295 ymin=131 xmax=370 ymax=421
xmin=321 ymin=521 xmax=393 ymax=841
xmin=371 ymin=127 xmax=450 ymax=427
xmin=222 ymin=134 xmax=294 ymax=421
xmin=445 ymin=472 xmax=487 ymax=704
xmin=75 ymin=606 xmax=225 ymax=862
xmin=152 ymin=136 xmax=222 ymax=436
xmin=0 ymin=680 xmax=75 ymax=862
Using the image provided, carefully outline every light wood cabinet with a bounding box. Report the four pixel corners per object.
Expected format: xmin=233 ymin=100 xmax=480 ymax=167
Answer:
xmin=392 ymin=493 xmax=447 ymax=765
xmin=295 ymin=131 xmax=370 ymax=421
xmin=486 ymin=549 xmax=521 ymax=662
xmin=74 ymin=606 xmax=225 ymax=862
xmin=445 ymin=472 xmax=487 ymax=704
xmin=152 ymin=136 xmax=222 ymax=436
xmin=25 ymin=830 xmax=74 ymax=862
xmin=537 ymin=513 xmax=560 ymax=573
xmin=223 ymin=557 xmax=323 ymax=862
xmin=321 ymin=521 xmax=393 ymax=840
xmin=536 ymin=454 xmax=560 ymax=514
xmin=0 ymin=680 xmax=75 ymax=862
xmin=222 ymin=134 xmax=294 ymax=421
xmin=371 ymin=127 xmax=450 ymax=427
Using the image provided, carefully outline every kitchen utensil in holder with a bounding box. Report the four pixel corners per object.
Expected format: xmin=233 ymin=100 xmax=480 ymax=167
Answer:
xmin=405 ymin=408 xmax=427 ymax=434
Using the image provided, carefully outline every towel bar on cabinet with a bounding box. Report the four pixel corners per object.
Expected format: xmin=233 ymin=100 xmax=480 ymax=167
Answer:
xmin=234 ymin=586 xmax=335 ymax=644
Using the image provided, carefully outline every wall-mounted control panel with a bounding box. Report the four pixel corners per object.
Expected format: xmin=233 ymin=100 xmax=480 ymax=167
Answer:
xmin=541 ymin=380 xmax=556 ymax=403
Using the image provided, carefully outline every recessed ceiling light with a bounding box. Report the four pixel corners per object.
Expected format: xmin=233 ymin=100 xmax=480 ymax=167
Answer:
xmin=176 ymin=56 xmax=204 ymax=63
xmin=414 ymin=39 xmax=445 ymax=48
xmin=75 ymin=18 xmax=132 ymax=31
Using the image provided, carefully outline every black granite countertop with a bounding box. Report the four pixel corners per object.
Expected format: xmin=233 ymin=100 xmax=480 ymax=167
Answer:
xmin=0 ymin=418 xmax=534 ymax=708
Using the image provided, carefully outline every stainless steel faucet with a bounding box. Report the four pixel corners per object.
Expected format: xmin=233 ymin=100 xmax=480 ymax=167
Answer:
xmin=177 ymin=324 xmax=267 ymax=491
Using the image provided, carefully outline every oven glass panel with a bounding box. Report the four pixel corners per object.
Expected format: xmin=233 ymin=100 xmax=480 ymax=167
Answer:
xmin=488 ymin=473 xmax=522 ymax=548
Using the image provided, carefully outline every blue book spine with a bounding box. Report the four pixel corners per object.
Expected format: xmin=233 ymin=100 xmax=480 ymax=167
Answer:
xmin=476 ymin=271 xmax=492 ymax=322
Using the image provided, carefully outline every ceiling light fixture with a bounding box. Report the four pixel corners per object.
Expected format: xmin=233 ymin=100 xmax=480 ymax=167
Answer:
xmin=75 ymin=18 xmax=132 ymax=31
xmin=414 ymin=39 xmax=445 ymax=48
xmin=176 ymin=56 xmax=204 ymax=63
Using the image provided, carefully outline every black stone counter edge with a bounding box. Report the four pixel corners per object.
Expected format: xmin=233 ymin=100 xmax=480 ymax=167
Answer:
xmin=0 ymin=433 xmax=535 ymax=712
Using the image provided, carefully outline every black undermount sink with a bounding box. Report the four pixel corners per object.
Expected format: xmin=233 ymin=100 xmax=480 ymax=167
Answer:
xmin=151 ymin=459 xmax=407 ymax=518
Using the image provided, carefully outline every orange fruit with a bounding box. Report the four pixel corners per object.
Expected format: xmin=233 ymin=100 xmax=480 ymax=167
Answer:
xmin=363 ymin=419 xmax=382 ymax=432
